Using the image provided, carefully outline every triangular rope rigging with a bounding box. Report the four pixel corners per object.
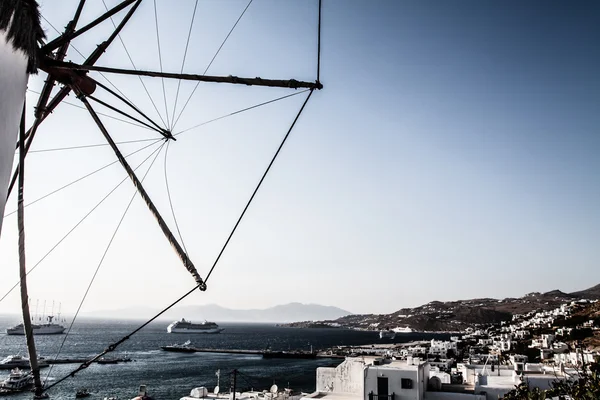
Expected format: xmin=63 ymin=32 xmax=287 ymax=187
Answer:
xmin=8 ymin=0 xmax=325 ymax=393
xmin=44 ymin=88 xmax=315 ymax=392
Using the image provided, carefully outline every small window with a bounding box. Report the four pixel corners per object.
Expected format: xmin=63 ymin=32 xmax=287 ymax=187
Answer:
xmin=401 ymin=378 xmax=413 ymax=389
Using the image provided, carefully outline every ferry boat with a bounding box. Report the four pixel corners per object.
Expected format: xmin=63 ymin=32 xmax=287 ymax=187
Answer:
xmin=167 ymin=319 xmax=224 ymax=334
xmin=393 ymin=326 xmax=414 ymax=333
xmin=0 ymin=355 xmax=49 ymax=370
xmin=0 ymin=368 xmax=33 ymax=392
xmin=6 ymin=316 xmax=65 ymax=335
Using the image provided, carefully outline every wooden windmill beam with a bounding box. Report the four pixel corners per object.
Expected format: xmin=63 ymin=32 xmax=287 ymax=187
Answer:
xmin=75 ymin=90 xmax=206 ymax=290
xmin=17 ymin=104 xmax=44 ymax=398
xmin=42 ymin=0 xmax=138 ymax=53
xmin=46 ymin=60 xmax=324 ymax=90
xmin=8 ymin=0 xmax=144 ymax=201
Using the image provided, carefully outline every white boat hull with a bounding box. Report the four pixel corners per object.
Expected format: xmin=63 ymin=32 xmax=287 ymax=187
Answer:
xmin=6 ymin=325 xmax=66 ymax=335
xmin=0 ymin=29 xmax=29 ymax=238
xmin=168 ymin=327 xmax=224 ymax=334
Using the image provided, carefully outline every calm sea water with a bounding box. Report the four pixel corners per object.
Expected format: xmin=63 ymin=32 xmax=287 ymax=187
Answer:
xmin=0 ymin=317 xmax=449 ymax=399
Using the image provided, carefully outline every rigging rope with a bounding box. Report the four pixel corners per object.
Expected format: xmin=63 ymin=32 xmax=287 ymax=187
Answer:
xmin=87 ymin=94 xmax=165 ymax=134
xmin=172 ymin=0 xmax=254 ymax=130
xmin=163 ymin=141 xmax=188 ymax=254
xmin=173 ymin=89 xmax=310 ymax=137
xmin=4 ymin=139 xmax=163 ymax=217
xmin=26 ymin=138 xmax=159 ymax=154
xmin=317 ymin=0 xmax=322 ymax=82
xmin=91 ymin=79 xmax=168 ymax=135
xmin=170 ymin=0 xmax=200 ymax=130
xmin=44 ymin=141 xmax=166 ymax=384
xmin=43 ymin=282 xmax=201 ymax=393
xmin=26 ymin=89 xmax=308 ymax=154
xmin=204 ymin=89 xmax=314 ymax=283
xmin=0 ymin=141 xmax=166 ymax=305
xmin=27 ymin=89 xmax=153 ymax=131
xmin=101 ymin=0 xmax=168 ymax=128
xmin=44 ymin=89 xmax=315 ymax=392
xmin=153 ymin=0 xmax=170 ymax=128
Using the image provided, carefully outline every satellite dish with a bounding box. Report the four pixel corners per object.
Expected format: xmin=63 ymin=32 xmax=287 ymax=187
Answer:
xmin=214 ymin=386 xmax=220 ymax=395
xmin=270 ymin=385 xmax=278 ymax=394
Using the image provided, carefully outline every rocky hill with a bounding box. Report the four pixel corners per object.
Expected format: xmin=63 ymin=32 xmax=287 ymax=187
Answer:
xmin=284 ymin=284 xmax=600 ymax=332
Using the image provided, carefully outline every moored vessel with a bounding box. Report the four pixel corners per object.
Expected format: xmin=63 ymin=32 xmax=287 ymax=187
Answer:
xmin=0 ymin=368 xmax=33 ymax=392
xmin=167 ymin=319 xmax=224 ymax=334
xmin=161 ymin=340 xmax=197 ymax=353
xmin=393 ymin=326 xmax=414 ymax=333
xmin=6 ymin=316 xmax=65 ymax=335
xmin=0 ymin=355 xmax=49 ymax=370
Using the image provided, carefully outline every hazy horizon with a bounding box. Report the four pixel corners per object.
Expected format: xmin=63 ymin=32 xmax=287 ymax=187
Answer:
xmin=1 ymin=0 xmax=598 ymax=316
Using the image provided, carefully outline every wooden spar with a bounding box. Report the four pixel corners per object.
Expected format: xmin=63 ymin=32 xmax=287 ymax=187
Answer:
xmin=86 ymin=94 xmax=167 ymax=135
xmin=46 ymin=60 xmax=324 ymax=90
xmin=75 ymin=92 xmax=206 ymax=290
xmin=17 ymin=104 xmax=44 ymax=397
xmin=34 ymin=0 xmax=87 ymax=119
xmin=42 ymin=0 xmax=138 ymax=53
xmin=7 ymin=0 xmax=88 ymax=202
xmin=8 ymin=0 xmax=143 ymax=201
xmin=90 ymin=78 xmax=170 ymax=135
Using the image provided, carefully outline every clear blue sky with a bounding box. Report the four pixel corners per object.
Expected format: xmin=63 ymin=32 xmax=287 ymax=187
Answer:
xmin=0 ymin=0 xmax=598 ymax=316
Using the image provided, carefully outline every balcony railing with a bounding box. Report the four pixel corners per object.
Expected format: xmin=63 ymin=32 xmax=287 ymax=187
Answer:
xmin=367 ymin=392 xmax=395 ymax=400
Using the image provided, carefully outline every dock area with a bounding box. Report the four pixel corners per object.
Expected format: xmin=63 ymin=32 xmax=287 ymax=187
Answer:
xmin=47 ymin=357 xmax=132 ymax=365
xmin=160 ymin=346 xmax=345 ymax=359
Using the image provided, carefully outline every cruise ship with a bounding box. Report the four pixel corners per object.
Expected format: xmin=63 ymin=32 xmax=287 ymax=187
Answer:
xmin=167 ymin=318 xmax=224 ymax=334
xmin=5 ymin=316 xmax=65 ymax=335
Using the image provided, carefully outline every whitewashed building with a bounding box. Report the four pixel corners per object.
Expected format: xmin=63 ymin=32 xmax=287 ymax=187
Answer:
xmin=304 ymin=357 xmax=486 ymax=400
xmin=428 ymin=340 xmax=457 ymax=357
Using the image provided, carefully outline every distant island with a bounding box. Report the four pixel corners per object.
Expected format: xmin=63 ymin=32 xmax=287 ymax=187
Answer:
xmin=83 ymin=302 xmax=353 ymax=323
xmin=282 ymin=283 xmax=600 ymax=333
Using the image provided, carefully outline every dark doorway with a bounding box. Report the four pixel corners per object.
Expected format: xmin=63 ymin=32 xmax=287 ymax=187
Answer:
xmin=377 ymin=377 xmax=388 ymax=398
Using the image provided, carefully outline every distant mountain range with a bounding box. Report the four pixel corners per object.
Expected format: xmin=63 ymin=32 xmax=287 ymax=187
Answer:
xmin=83 ymin=302 xmax=353 ymax=323
xmin=284 ymin=283 xmax=600 ymax=332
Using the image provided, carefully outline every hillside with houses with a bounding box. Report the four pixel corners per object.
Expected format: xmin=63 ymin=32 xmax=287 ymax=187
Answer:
xmin=285 ymin=284 xmax=600 ymax=332
xmin=308 ymin=292 xmax=600 ymax=399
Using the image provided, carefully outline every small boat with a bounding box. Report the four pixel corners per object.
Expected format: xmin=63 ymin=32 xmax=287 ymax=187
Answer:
xmin=161 ymin=340 xmax=197 ymax=353
xmin=97 ymin=356 xmax=131 ymax=365
xmin=76 ymin=388 xmax=91 ymax=398
xmin=0 ymin=368 xmax=33 ymax=392
xmin=379 ymin=329 xmax=396 ymax=339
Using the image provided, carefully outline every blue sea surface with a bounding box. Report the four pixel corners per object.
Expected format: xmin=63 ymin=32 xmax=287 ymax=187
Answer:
xmin=0 ymin=317 xmax=449 ymax=399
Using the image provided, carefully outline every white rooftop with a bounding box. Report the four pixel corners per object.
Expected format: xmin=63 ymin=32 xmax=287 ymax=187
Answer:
xmin=301 ymin=392 xmax=361 ymax=400
xmin=359 ymin=356 xmax=427 ymax=370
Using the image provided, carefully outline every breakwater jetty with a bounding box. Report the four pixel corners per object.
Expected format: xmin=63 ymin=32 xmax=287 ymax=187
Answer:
xmin=160 ymin=345 xmax=344 ymax=359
